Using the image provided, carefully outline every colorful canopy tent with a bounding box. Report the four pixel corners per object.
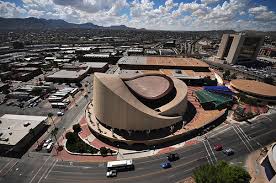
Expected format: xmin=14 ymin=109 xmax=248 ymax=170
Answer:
xmin=195 ymin=90 xmax=233 ymax=109
xmin=203 ymin=86 xmax=234 ymax=96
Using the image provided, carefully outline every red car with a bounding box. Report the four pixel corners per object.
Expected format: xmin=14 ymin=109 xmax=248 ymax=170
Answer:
xmin=35 ymin=140 xmax=45 ymax=151
xmin=214 ymin=144 xmax=223 ymax=151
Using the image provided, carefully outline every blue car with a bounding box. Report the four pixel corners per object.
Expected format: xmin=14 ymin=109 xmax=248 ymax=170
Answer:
xmin=160 ymin=162 xmax=171 ymax=169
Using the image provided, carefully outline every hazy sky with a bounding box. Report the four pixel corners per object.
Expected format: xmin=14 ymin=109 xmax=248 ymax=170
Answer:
xmin=0 ymin=0 xmax=276 ymax=31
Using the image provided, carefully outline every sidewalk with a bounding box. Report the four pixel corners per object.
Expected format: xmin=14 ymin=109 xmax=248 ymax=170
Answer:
xmin=54 ymin=114 xmax=202 ymax=162
xmin=246 ymin=151 xmax=269 ymax=183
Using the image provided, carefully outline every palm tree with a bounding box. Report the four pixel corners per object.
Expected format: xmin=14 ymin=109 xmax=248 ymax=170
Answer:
xmin=84 ymin=94 xmax=89 ymax=101
xmin=48 ymin=112 xmax=56 ymax=127
xmin=51 ymin=128 xmax=60 ymax=147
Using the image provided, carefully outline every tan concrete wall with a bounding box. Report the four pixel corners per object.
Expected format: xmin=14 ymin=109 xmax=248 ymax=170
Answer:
xmin=226 ymin=34 xmax=244 ymax=64
xmin=158 ymin=78 xmax=188 ymax=116
xmin=93 ymin=73 xmax=187 ymax=131
xmin=217 ymin=34 xmax=230 ymax=59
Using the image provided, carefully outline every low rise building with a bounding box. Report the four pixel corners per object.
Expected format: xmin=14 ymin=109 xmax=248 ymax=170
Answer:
xmin=0 ymin=114 xmax=47 ymax=157
xmin=45 ymin=69 xmax=88 ymax=83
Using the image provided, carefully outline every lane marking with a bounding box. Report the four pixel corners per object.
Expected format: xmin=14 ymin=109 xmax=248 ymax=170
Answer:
xmin=0 ymin=159 xmax=14 ymax=174
xmin=208 ymin=126 xmax=232 ymax=138
xmin=235 ymin=125 xmax=254 ymax=151
xmin=203 ymin=140 xmax=213 ymax=165
xmin=46 ymin=158 xmax=203 ymax=183
xmin=231 ymin=125 xmax=251 ymax=152
xmin=29 ymin=156 xmax=51 ymax=183
xmin=0 ymin=160 xmax=18 ymax=176
xmin=37 ymin=158 xmax=56 ymax=183
xmin=206 ymin=139 xmax=217 ymax=162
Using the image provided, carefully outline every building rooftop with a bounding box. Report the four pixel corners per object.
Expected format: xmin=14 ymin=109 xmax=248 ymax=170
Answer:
xmin=47 ymin=69 xmax=87 ymax=79
xmin=119 ymin=68 xmax=214 ymax=79
xmin=84 ymin=62 xmax=108 ymax=68
xmin=0 ymin=114 xmax=47 ymax=145
xmin=84 ymin=53 xmax=110 ymax=58
xmin=118 ymin=56 xmax=209 ymax=69
xmin=230 ymin=79 xmax=276 ymax=98
xmin=124 ymin=75 xmax=173 ymax=100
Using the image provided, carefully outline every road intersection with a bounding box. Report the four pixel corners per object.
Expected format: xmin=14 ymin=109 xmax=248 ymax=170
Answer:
xmin=1 ymin=112 xmax=275 ymax=183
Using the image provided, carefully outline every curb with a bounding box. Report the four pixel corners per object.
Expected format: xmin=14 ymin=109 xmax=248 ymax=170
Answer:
xmin=63 ymin=139 xmax=117 ymax=157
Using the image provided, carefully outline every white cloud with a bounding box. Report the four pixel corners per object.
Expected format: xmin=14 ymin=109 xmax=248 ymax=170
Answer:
xmin=249 ymin=5 xmax=276 ymax=21
xmin=201 ymin=0 xmax=219 ymax=5
xmin=0 ymin=0 xmax=276 ymax=31
xmin=0 ymin=1 xmax=27 ymax=18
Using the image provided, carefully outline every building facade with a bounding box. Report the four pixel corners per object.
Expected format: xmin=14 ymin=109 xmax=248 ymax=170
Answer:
xmin=217 ymin=33 xmax=264 ymax=64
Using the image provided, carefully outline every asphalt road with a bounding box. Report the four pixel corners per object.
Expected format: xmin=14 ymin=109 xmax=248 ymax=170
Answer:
xmin=1 ymin=111 xmax=275 ymax=183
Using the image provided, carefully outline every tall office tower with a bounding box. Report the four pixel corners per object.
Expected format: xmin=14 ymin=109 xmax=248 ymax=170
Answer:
xmin=217 ymin=33 xmax=264 ymax=64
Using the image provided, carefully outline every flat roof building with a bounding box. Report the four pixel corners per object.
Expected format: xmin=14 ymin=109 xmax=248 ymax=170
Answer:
xmin=46 ymin=69 xmax=88 ymax=83
xmin=0 ymin=114 xmax=47 ymax=157
xmin=118 ymin=56 xmax=217 ymax=86
xmin=118 ymin=56 xmax=210 ymax=70
xmin=217 ymin=33 xmax=264 ymax=64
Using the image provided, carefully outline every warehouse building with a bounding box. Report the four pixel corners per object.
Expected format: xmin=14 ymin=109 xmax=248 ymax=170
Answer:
xmin=0 ymin=114 xmax=47 ymax=157
xmin=46 ymin=69 xmax=88 ymax=83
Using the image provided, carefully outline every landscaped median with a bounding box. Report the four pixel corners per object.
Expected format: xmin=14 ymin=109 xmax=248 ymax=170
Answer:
xmin=64 ymin=123 xmax=117 ymax=157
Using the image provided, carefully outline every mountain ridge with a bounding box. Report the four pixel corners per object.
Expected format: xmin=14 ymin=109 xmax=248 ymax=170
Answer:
xmin=0 ymin=17 xmax=138 ymax=30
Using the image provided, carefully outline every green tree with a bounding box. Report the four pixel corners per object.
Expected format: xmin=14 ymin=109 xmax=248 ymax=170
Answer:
xmin=65 ymin=132 xmax=77 ymax=143
xmin=100 ymin=147 xmax=108 ymax=157
xmin=51 ymin=127 xmax=60 ymax=146
xmin=193 ymin=161 xmax=251 ymax=183
xmin=48 ymin=112 xmax=56 ymax=128
xmin=84 ymin=94 xmax=89 ymax=101
xmin=31 ymin=87 xmax=43 ymax=96
xmin=230 ymin=73 xmax=237 ymax=79
xmin=73 ymin=124 xmax=81 ymax=133
xmin=263 ymin=76 xmax=274 ymax=84
xmin=223 ymin=70 xmax=231 ymax=80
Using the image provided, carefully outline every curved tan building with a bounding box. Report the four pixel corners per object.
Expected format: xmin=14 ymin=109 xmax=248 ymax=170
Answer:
xmin=92 ymin=73 xmax=188 ymax=131
xmin=230 ymin=79 xmax=276 ymax=102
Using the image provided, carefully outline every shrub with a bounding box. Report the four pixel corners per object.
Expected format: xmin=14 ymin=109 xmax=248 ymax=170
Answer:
xmin=65 ymin=132 xmax=77 ymax=143
xmin=73 ymin=124 xmax=81 ymax=133
xmin=65 ymin=132 xmax=98 ymax=154
xmin=100 ymin=147 xmax=108 ymax=157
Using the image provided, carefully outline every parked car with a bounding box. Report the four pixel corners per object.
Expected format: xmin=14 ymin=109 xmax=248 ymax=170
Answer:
xmin=106 ymin=170 xmax=117 ymax=177
xmin=6 ymin=101 xmax=14 ymax=106
xmin=43 ymin=138 xmax=52 ymax=147
xmin=57 ymin=112 xmax=64 ymax=116
xmin=46 ymin=142 xmax=54 ymax=153
xmin=160 ymin=162 xmax=171 ymax=169
xmin=35 ymin=140 xmax=45 ymax=151
xmin=167 ymin=153 xmax=180 ymax=161
xmin=223 ymin=148 xmax=234 ymax=156
xmin=214 ymin=144 xmax=223 ymax=151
